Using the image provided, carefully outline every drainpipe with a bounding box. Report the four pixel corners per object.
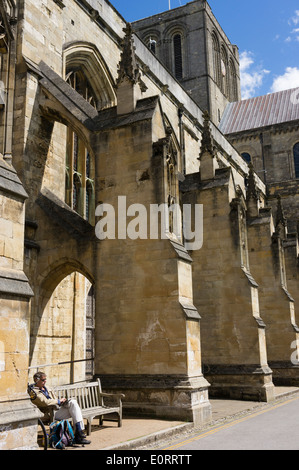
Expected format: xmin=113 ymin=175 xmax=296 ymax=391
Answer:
xmin=259 ymin=132 xmax=267 ymax=184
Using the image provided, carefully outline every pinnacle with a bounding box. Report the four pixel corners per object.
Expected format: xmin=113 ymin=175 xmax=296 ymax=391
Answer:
xmin=117 ymin=23 xmax=141 ymax=86
xmin=198 ymin=110 xmax=215 ymax=159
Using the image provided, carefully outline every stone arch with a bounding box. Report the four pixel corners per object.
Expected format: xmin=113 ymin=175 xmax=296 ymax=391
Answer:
xmin=39 ymin=258 xmax=94 ymax=300
xmin=237 ymin=145 xmax=257 ymax=165
xmin=241 ymin=152 xmax=252 ymax=164
xmin=63 ymin=41 xmax=116 ymax=111
xmin=29 ymin=258 xmax=96 ymax=384
xmin=142 ymin=30 xmax=161 ymax=56
xmin=62 ymin=43 xmax=110 ymax=222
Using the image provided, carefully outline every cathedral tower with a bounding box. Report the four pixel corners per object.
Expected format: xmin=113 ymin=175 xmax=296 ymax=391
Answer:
xmin=133 ymin=0 xmax=241 ymax=125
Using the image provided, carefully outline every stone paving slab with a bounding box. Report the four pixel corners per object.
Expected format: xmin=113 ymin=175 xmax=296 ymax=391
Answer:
xmin=46 ymin=386 xmax=299 ymax=451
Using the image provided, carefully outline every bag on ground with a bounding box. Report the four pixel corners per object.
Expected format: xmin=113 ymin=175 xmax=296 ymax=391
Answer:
xmin=49 ymin=419 xmax=75 ymax=449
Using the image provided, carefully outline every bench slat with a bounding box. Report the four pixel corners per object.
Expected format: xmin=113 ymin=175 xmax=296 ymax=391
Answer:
xmin=91 ymin=386 xmax=97 ymax=408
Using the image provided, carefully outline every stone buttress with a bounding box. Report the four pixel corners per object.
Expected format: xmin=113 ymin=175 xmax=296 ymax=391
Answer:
xmin=181 ymin=112 xmax=275 ymax=401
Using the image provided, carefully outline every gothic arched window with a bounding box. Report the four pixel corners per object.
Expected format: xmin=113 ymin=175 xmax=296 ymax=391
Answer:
xmin=212 ymin=33 xmax=221 ymax=88
xmin=241 ymin=152 xmax=251 ymax=163
xmin=294 ymin=142 xmax=299 ymax=178
xmin=148 ymin=38 xmax=157 ymax=55
xmin=65 ymin=68 xmax=96 ymax=224
xmin=173 ymin=34 xmax=183 ymax=80
xmin=65 ymin=69 xmax=97 ymax=108
xmin=229 ymin=59 xmax=238 ymax=102
xmin=220 ymin=46 xmax=229 ymax=96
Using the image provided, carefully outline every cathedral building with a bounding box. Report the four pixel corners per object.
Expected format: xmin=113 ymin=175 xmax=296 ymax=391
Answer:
xmin=0 ymin=0 xmax=298 ymax=449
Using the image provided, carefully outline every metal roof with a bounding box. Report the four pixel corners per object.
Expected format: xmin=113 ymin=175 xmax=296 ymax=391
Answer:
xmin=219 ymin=87 xmax=299 ymax=135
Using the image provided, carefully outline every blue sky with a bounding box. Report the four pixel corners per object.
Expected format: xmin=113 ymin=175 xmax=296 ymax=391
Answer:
xmin=110 ymin=0 xmax=299 ymax=99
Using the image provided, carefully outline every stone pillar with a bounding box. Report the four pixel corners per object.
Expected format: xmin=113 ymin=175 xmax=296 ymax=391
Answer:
xmin=181 ymin=167 xmax=274 ymax=401
xmin=0 ymin=156 xmax=40 ymax=450
xmin=284 ymin=232 xmax=299 ymax=317
xmin=0 ymin=5 xmax=42 ymax=448
xmin=284 ymin=233 xmax=299 ymax=369
xmin=247 ymin=196 xmax=299 ymax=385
xmin=180 ymin=118 xmax=274 ymax=402
xmin=96 ymin=236 xmax=211 ymax=425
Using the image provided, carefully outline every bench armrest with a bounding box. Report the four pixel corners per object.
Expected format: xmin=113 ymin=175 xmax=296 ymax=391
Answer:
xmin=99 ymin=392 xmax=125 ymax=399
xmin=99 ymin=392 xmax=125 ymax=406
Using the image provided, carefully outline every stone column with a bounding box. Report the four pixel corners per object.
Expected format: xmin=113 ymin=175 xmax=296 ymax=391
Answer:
xmin=0 ymin=156 xmax=41 ymax=450
xmin=247 ymin=197 xmax=299 ymax=385
xmin=284 ymin=233 xmax=299 ymax=369
xmin=180 ymin=117 xmax=274 ymax=402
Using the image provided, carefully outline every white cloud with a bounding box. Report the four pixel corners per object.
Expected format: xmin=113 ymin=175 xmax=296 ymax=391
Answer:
xmin=292 ymin=28 xmax=299 ymax=41
xmin=290 ymin=10 xmax=299 ymax=25
xmin=239 ymin=51 xmax=270 ymax=99
xmin=270 ymin=67 xmax=299 ymax=93
xmin=286 ymin=11 xmax=299 ymax=41
xmin=239 ymin=51 xmax=254 ymax=70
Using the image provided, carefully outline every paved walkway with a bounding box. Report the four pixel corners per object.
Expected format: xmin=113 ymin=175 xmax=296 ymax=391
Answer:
xmin=57 ymin=386 xmax=299 ymax=451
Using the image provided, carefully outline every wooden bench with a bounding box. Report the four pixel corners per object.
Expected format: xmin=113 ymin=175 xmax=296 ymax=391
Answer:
xmin=54 ymin=379 xmax=125 ymax=435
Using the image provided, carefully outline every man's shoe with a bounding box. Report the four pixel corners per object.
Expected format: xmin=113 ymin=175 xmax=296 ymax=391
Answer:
xmin=75 ymin=430 xmax=91 ymax=445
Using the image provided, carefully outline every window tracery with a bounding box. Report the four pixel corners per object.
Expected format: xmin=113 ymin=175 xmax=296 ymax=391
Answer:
xmin=66 ymin=68 xmax=97 ymax=108
xmin=65 ymin=68 xmax=96 ymax=224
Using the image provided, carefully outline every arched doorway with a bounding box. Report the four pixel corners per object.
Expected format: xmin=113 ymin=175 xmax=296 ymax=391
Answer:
xmin=29 ymin=267 xmax=95 ymax=386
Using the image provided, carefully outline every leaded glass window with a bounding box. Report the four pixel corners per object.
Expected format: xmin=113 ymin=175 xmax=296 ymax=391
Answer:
xmin=65 ymin=68 xmax=96 ymax=224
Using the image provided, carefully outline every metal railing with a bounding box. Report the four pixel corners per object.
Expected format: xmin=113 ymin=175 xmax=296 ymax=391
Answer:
xmin=28 ymin=358 xmax=94 ymax=383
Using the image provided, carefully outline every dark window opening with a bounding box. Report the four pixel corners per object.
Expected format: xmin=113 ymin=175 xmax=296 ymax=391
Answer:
xmin=173 ymin=34 xmax=183 ymax=80
xmin=149 ymin=39 xmax=157 ymax=55
xmin=294 ymin=143 xmax=299 ymax=178
xmin=241 ymin=152 xmax=251 ymax=163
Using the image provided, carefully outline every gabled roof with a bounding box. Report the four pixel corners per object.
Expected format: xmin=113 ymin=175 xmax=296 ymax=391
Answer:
xmin=219 ymin=87 xmax=299 ymax=135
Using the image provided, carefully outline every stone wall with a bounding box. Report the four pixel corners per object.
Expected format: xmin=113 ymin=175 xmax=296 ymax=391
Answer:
xmin=93 ymin=95 xmax=211 ymax=424
xmin=227 ymin=123 xmax=299 ymax=233
xmin=0 ymin=0 xmax=298 ymax=449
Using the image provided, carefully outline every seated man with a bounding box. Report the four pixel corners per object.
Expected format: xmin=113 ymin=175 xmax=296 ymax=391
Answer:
xmin=30 ymin=371 xmax=91 ymax=445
